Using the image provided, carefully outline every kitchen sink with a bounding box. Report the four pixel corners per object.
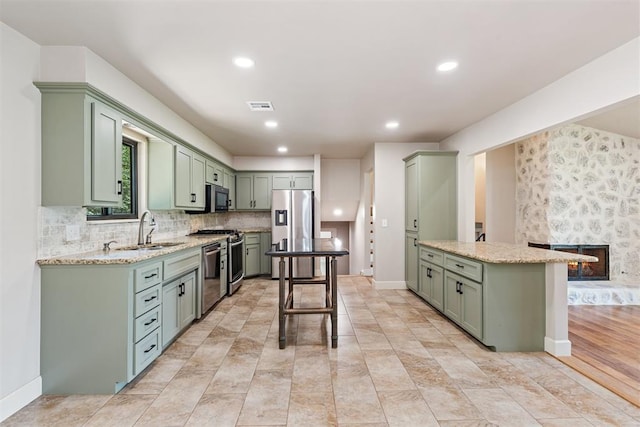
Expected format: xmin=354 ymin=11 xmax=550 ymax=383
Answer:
xmin=117 ymin=242 xmax=186 ymax=251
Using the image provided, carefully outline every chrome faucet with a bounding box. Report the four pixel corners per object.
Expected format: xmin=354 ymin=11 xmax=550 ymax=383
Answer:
xmin=138 ymin=210 xmax=156 ymax=245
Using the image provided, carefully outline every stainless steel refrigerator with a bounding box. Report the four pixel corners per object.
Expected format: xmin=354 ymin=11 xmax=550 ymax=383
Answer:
xmin=271 ymin=189 xmax=314 ymax=279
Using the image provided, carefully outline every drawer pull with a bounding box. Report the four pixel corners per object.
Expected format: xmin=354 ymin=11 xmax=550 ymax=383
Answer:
xmin=427 ymin=254 xmax=434 ymax=258
xmin=144 ymin=273 xmax=158 ymax=279
xmin=144 ymin=295 xmax=157 ymax=303
xmin=144 ymin=318 xmax=157 ymax=326
xmin=455 ymin=263 xmax=465 ymax=269
xmin=143 ymin=344 xmax=156 ymax=354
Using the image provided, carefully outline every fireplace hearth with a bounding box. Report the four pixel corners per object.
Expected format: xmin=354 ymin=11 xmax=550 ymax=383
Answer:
xmin=528 ymin=243 xmax=610 ymax=281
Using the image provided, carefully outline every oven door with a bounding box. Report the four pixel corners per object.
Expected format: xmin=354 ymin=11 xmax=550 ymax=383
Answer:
xmin=228 ymin=236 xmax=244 ymax=295
xmin=202 ymin=243 xmax=222 ymax=315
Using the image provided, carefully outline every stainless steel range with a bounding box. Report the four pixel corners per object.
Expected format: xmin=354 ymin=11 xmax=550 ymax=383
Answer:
xmin=191 ymin=229 xmax=245 ymax=295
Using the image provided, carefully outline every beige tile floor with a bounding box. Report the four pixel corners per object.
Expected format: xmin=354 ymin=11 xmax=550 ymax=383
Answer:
xmin=4 ymin=276 xmax=640 ymax=426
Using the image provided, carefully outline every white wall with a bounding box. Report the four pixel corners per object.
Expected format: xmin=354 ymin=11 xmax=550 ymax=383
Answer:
xmin=474 ymin=153 xmax=486 ymax=233
xmin=232 ymin=156 xmax=314 ymax=171
xmin=40 ymin=46 xmax=234 ymax=166
xmin=441 ymin=37 xmax=640 ymax=242
xmin=372 ymin=142 xmax=439 ymax=286
xmin=0 ymin=23 xmax=42 ymax=420
xmin=485 ymin=144 xmax=516 ymax=243
xmin=321 ymin=159 xmax=360 ymax=222
xmin=351 ymin=148 xmax=374 ymax=276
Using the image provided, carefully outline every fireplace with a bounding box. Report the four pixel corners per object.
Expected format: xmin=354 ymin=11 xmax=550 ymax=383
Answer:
xmin=528 ymin=243 xmax=610 ymax=281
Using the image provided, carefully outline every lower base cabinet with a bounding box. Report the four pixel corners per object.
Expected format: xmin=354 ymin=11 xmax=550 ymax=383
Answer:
xmin=245 ymin=232 xmax=272 ymax=277
xmin=415 ymin=244 xmax=546 ymax=351
xmin=162 ymin=270 xmax=196 ymax=347
xmin=444 ymin=271 xmax=483 ymax=340
xmin=40 ymin=247 xmax=201 ymax=394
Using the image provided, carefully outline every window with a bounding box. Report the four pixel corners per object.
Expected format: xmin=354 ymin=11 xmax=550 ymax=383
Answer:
xmin=87 ymin=137 xmax=138 ymax=220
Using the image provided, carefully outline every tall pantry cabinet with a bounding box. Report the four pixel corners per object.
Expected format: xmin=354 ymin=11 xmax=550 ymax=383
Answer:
xmin=404 ymin=151 xmax=458 ymax=292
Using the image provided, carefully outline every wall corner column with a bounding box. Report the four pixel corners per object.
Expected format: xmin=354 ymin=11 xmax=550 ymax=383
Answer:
xmin=544 ymin=262 xmax=571 ymax=356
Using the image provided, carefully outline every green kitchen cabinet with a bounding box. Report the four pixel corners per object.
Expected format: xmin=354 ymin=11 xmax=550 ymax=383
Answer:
xmin=225 ymin=170 xmax=236 ymax=210
xmin=162 ymin=270 xmax=196 ymax=347
xmin=405 ymin=232 xmax=419 ymax=292
xmin=148 ymin=140 xmax=205 ymax=211
xmin=40 ymin=260 xmax=163 ymax=394
xmin=236 ymin=173 xmax=272 ymax=210
xmin=272 ymin=172 xmax=313 ymax=190
xmin=205 ymin=159 xmax=225 ymax=186
xmin=36 ymin=83 xmax=124 ymax=207
xmin=444 ymin=271 xmax=483 ymax=340
xmin=244 ymin=233 xmax=262 ymax=277
xmin=420 ymin=244 xmax=547 ymax=351
xmin=261 ymin=232 xmax=272 ymax=275
xmin=174 ymin=145 xmax=206 ymax=209
xmin=403 ymin=151 xmax=457 ymax=292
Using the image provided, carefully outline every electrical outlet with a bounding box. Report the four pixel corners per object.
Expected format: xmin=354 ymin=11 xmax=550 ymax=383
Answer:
xmin=66 ymin=225 xmax=80 ymax=241
xmin=381 ymin=219 xmax=388 ymax=227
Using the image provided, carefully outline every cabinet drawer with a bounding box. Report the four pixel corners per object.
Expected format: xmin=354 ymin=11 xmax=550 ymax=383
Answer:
xmin=134 ymin=306 xmax=162 ymax=343
xmin=244 ymin=233 xmax=260 ymax=245
xmin=164 ymin=249 xmax=200 ymax=280
xmin=134 ymin=327 xmax=161 ymax=375
xmin=134 ymin=262 xmax=163 ymax=292
xmin=444 ymin=254 xmax=483 ymax=283
xmin=420 ymin=247 xmax=444 ymax=266
xmin=135 ymin=284 xmax=161 ymax=317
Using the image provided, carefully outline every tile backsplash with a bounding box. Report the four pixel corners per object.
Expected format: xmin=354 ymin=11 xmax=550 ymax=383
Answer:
xmin=38 ymin=207 xmax=270 ymax=258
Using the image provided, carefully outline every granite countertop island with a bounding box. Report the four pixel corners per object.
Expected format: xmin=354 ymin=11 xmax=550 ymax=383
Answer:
xmin=37 ymin=235 xmax=228 ymax=265
xmin=419 ymin=240 xmax=598 ymax=264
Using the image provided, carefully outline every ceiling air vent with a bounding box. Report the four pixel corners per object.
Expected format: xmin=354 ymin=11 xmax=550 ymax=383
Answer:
xmin=246 ymin=101 xmax=274 ymax=112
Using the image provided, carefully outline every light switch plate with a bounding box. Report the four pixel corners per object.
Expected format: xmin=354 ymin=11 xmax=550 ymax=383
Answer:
xmin=66 ymin=225 xmax=80 ymax=241
xmin=381 ymin=219 xmax=388 ymax=227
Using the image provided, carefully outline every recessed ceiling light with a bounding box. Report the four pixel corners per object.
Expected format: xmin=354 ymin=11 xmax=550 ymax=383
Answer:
xmin=233 ymin=57 xmax=255 ymax=68
xmin=265 ymin=120 xmax=278 ymax=128
xmin=437 ymin=61 xmax=458 ymax=72
xmin=333 ymin=208 xmax=343 ymax=216
xmin=385 ymin=121 xmax=399 ymax=129
xmin=277 ymin=146 xmax=288 ymax=153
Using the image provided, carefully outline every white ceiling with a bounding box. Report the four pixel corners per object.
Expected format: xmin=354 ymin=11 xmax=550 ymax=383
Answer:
xmin=1 ymin=1 xmax=639 ymax=158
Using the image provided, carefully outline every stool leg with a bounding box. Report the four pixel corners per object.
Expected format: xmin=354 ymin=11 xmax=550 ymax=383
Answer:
xmin=331 ymin=256 xmax=338 ymax=348
xmin=279 ymin=257 xmax=286 ymax=349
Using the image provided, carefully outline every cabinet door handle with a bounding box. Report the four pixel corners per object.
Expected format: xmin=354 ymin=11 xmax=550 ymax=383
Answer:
xmin=144 ymin=295 xmax=157 ymax=303
xmin=214 ymin=173 xmax=218 ymax=182
xmin=459 ymin=282 xmax=464 ymax=294
xmin=221 ymin=260 xmax=224 ymax=269
xmin=144 ymin=273 xmax=157 ymax=279
xmin=144 ymin=318 xmax=157 ymax=326
xmin=413 ymin=238 xmax=417 ymax=247
xmin=117 ymin=180 xmax=123 ymax=195
xmin=227 ymin=199 xmax=231 ymax=206
xmin=455 ymin=263 xmax=465 ymax=269
xmin=292 ymin=180 xmax=295 ymax=188
xmin=413 ymin=219 xmax=417 ymax=228
xmin=143 ymin=344 xmax=156 ymax=354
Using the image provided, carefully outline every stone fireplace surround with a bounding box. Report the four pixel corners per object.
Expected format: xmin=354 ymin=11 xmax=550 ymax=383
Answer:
xmin=515 ymin=123 xmax=640 ymax=283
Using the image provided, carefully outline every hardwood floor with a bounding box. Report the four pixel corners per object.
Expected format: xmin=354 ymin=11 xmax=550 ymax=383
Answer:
xmin=560 ymin=305 xmax=640 ymax=406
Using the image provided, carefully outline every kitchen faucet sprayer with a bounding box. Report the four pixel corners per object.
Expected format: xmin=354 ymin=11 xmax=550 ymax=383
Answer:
xmin=138 ymin=210 xmax=156 ymax=245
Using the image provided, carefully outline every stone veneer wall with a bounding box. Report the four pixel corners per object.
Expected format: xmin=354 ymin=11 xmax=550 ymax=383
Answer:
xmin=38 ymin=207 xmax=270 ymax=258
xmin=516 ymin=124 xmax=640 ymax=281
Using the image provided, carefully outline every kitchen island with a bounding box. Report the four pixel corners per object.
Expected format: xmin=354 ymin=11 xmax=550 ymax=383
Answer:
xmin=266 ymin=238 xmax=349 ymax=349
xmin=418 ymin=241 xmax=597 ymax=356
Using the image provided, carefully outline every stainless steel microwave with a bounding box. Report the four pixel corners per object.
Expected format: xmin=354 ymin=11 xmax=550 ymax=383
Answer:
xmin=186 ymin=184 xmax=228 ymax=214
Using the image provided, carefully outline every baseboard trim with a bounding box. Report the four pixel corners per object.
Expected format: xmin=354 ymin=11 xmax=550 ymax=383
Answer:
xmin=0 ymin=376 xmax=41 ymax=422
xmin=371 ymin=280 xmax=406 ymax=290
xmin=544 ymin=337 xmax=571 ymax=357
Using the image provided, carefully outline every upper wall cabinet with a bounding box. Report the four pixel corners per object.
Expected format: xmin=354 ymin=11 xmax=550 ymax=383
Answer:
xmin=272 ymin=172 xmax=313 ymax=190
xmin=36 ymin=83 xmax=123 ymax=207
xmin=236 ymin=173 xmax=272 ymax=210
xmin=148 ymin=140 xmax=206 ymax=210
xmin=205 ymin=159 xmax=225 ymax=187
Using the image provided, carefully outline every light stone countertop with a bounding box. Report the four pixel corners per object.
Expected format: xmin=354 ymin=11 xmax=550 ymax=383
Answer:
xmin=239 ymin=228 xmax=272 ymax=233
xmin=419 ymin=240 xmax=599 ymax=264
xmin=37 ymin=235 xmax=228 ymax=266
